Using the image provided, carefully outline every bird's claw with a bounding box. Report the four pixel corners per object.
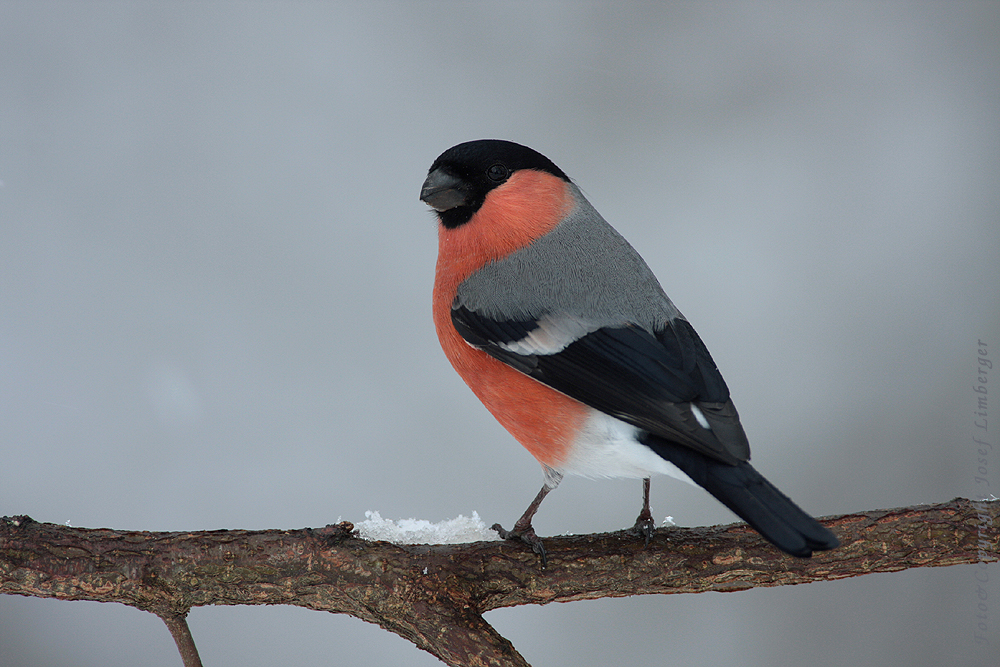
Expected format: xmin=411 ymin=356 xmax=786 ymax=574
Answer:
xmin=631 ymin=513 xmax=656 ymax=547
xmin=492 ymin=522 xmax=548 ymax=568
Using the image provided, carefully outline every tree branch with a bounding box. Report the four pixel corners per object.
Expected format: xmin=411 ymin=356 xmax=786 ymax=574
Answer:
xmin=2 ymin=498 xmax=996 ymax=666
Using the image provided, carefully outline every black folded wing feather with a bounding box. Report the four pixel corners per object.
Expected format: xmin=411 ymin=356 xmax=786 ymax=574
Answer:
xmin=451 ymin=304 xmax=750 ymax=465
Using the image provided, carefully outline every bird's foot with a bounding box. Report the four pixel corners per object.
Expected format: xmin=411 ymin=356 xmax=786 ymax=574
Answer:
xmin=630 ymin=510 xmax=656 ymax=547
xmin=492 ymin=522 xmax=548 ymax=568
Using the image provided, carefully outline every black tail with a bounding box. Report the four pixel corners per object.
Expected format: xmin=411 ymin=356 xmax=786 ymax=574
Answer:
xmin=641 ymin=434 xmax=839 ymax=557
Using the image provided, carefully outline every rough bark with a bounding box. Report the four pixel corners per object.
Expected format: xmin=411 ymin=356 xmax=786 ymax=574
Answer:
xmin=2 ymin=498 xmax=997 ymax=666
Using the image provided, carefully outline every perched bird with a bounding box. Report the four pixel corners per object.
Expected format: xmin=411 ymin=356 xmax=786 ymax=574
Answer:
xmin=420 ymin=139 xmax=838 ymax=562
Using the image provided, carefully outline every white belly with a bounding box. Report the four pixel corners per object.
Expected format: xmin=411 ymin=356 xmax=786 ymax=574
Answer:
xmin=556 ymin=410 xmax=695 ymax=485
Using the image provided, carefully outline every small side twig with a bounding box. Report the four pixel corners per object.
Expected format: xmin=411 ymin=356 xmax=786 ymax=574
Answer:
xmin=157 ymin=611 xmax=203 ymax=667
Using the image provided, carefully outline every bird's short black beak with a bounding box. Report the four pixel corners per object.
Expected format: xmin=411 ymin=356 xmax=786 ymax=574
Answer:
xmin=420 ymin=168 xmax=469 ymax=212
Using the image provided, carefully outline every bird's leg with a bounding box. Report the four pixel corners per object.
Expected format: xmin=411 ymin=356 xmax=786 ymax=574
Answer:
xmin=631 ymin=477 xmax=655 ymax=546
xmin=492 ymin=468 xmax=562 ymax=567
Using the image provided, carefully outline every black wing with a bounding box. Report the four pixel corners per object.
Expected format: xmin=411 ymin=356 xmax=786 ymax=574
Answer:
xmin=452 ymin=304 xmax=750 ymax=465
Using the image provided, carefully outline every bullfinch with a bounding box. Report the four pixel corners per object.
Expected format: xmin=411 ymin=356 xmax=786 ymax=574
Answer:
xmin=420 ymin=139 xmax=838 ymax=562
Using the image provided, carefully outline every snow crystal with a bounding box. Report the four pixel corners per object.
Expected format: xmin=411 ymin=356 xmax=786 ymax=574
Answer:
xmin=356 ymin=510 xmax=502 ymax=545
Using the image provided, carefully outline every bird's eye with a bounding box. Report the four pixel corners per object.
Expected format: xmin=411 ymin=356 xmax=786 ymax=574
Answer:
xmin=487 ymin=164 xmax=509 ymax=182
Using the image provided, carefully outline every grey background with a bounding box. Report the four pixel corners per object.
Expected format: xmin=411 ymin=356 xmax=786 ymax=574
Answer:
xmin=2 ymin=2 xmax=998 ymax=666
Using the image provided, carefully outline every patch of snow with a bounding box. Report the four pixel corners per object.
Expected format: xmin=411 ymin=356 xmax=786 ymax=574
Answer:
xmin=356 ymin=510 xmax=502 ymax=545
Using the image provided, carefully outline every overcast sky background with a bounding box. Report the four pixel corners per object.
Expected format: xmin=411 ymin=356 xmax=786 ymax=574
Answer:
xmin=2 ymin=2 xmax=999 ymax=666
